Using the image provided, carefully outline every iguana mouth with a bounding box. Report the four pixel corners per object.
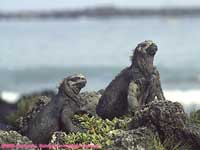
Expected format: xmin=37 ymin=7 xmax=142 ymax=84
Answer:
xmin=70 ymin=77 xmax=87 ymax=94
xmin=72 ymin=78 xmax=87 ymax=90
xmin=146 ymin=43 xmax=158 ymax=56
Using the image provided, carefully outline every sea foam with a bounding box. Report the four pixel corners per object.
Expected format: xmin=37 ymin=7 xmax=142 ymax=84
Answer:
xmin=165 ymin=90 xmax=200 ymax=113
xmin=0 ymin=91 xmax=20 ymax=104
xmin=0 ymin=89 xmax=200 ymax=113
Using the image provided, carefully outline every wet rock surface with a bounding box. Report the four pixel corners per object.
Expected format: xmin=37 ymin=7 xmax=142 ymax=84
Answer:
xmin=129 ymin=100 xmax=187 ymax=131
xmin=17 ymin=96 xmax=51 ymax=133
xmin=108 ymin=127 xmax=152 ymax=150
xmin=79 ymin=91 xmax=102 ymax=116
xmin=129 ymin=100 xmax=200 ymax=150
xmin=0 ymin=130 xmax=35 ymax=150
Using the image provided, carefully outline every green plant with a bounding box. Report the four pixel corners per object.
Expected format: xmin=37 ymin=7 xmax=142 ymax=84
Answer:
xmin=189 ymin=109 xmax=200 ymax=125
xmin=6 ymin=96 xmax=39 ymax=126
xmin=51 ymin=114 xmax=128 ymax=149
xmin=147 ymin=135 xmax=181 ymax=150
xmin=147 ymin=135 xmax=166 ymax=150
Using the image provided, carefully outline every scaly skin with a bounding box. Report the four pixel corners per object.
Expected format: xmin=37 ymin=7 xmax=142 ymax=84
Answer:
xmin=21 ymin=74 xmax=87 ymax=144
xmin=96 ymin=40 xmax=165 ymax=119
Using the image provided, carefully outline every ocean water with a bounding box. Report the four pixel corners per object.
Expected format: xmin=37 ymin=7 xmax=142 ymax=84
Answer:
xmin=0 ymin=17 xmax=200 ymax=110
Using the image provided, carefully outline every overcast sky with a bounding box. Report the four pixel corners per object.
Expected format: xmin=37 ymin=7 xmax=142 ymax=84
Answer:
xmin=1 ymin=0 xmax=200 ymax=11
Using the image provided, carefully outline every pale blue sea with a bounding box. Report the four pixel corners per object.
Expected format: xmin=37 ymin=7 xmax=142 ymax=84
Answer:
xmin=1 ymin=18 xmax=200 ymax=91
xmin=0 ymin=17 xmax=200 ymax=111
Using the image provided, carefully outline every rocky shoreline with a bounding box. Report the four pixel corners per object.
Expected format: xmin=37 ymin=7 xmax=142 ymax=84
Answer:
xmin=1 ymin=91 xmax=200 ymax=150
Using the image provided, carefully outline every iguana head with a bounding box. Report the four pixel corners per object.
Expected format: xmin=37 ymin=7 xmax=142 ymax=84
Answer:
xmin=59 ymin=74 xmax=87 ymax=95
xmin=131 ymin=40 xmax=158 ymax=77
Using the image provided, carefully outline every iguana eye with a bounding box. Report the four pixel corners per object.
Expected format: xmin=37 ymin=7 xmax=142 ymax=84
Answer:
xmin=70 ymin=77 xmax=80 ymax=82
xmin=140 ymin=43 xmax=147 ymax=48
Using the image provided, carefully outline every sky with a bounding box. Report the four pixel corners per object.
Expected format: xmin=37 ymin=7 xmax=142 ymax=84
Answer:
xmin=1 ymin=0 xmax=200 ymax=11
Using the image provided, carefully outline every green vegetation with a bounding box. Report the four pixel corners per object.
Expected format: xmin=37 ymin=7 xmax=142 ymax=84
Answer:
xmin=6 ymin=96 xmax=39 ymax=126
xmin=189 ymin=109 xmax=200 ymax=125
xmin=50 ymin=113 xmax=185 ymax=150
xmin=147 ymin=135 xmax=166 ymax=150
xmin=51 ymin=114 xmax=128 ymax=149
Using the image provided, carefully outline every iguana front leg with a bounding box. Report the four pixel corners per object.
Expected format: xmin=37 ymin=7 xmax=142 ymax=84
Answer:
xmin=60 ymin=106 xmax=79 ymax=133
xmin=127 ymin=81 xmax=140 ymax=114
xmin=153 ymin=67 xmax=165 ymax=100
xmin=143 ymin=67 xmax=165 ymax=104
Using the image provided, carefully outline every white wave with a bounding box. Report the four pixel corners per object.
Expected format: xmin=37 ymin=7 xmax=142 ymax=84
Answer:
xmin=1 ymin=89 xmax=200 ymax=113
xmin=0 ymin=91 xmax=20 ymax=104
xmin=164 ymin=89 xmax=200 ymax=112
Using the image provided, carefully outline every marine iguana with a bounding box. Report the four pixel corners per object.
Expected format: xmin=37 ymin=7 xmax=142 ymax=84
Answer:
xmin=96 ymin=40 xmax=165 ymax=119
xmin=19 ymin=74 xmax=87 ymax=144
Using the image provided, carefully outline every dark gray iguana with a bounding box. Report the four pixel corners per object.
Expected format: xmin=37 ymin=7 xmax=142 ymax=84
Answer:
xmin=96 ymin=40 xmax=165 ymax=119
xmin=18 ymin=74 xmax=87 ymax=144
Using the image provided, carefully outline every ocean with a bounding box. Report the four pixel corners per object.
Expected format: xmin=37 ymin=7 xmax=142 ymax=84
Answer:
xmin=0 ymin=17 xmax=200 ymax=111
